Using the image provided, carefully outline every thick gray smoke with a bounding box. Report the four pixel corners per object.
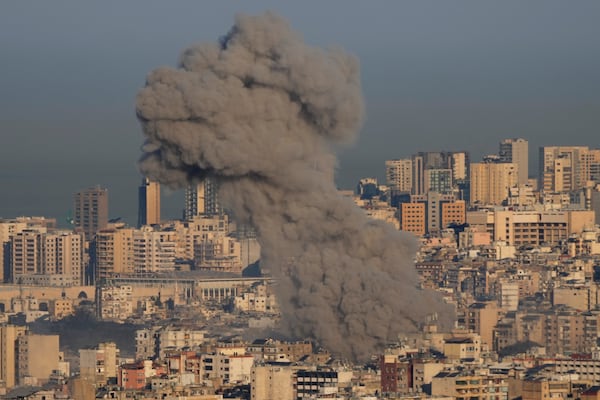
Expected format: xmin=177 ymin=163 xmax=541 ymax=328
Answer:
xmin=136 ymin=12 xmax=453 ymax=362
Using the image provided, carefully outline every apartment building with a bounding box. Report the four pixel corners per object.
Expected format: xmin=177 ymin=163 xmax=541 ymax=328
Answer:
xmin=79 ymin=342 xmax=120 ymax=385
xmin=251 ymin=362 xmax=294 ymax=400
xmin=10 ymin=230 xmax=84 ymax=285
xmin=94 ymin=225 xmax=135 ymax=280
xmin=16 ymin=333 xmax=60 ymax=386
xmin=73 ymin=185 xmax=108 ymax=238
xmin=467 ymin=209 xmax=595 ymax=246
xmin=138 ymin=178 xmax=161 ymax=227
xmin=385 ymin=159 xmax=413 ymax=192
xmin=431 ymin=371 xmax=509 ymax=400
xmin=470 ymin=161 xmax=518 ymax=206
xmin=539 ymin=146 xmax=600 ymax=192
xmin=500 ymin=138 xmax=529 ymax=185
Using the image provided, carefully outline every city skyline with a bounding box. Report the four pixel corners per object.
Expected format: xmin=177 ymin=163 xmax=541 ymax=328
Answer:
xmin=1 ymin=2 xmax=600 ymax=226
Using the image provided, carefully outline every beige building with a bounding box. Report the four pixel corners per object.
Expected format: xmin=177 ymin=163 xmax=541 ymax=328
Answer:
xmin=94 ymin=225 xmax=135 ymax=279
xmin=48 ymin=298 xmax=74 ymax=320
xmin=79 ymin=342 xmax=119 ymax=385
xmin=470 ymin=162 xmax=518 ymax=206
xmin=10 ymin=230 xmax=84 ymax=285
xmin=97 ymin=285 xmax=133 ymax=321
xmin=451 ymin=152 xmax=468 ymax=181
xmin=443 ymin=336 xmax=481 ymax=363
xmin=251 ymin=363 xmax=294 ymax=400
xmin=234 ymin=283 xmax=278 ymax=313
xmin=498 ymin=280 xmax=519 ymax=311
xmin=432 ymin=371 xmax=509 ymax=400
xmin=458 ymin=302 xmax=500 ymax=350
xmin=133 ymin=226 xmax=177 ymax=274
xmin=386 ymin=159 xmax=413 ymax=192
xmin=553 ymin=283 xmax=598 ymax=311
xmin=522 ymin=378 xmax=570 ymax=400
xmin=73 ymin=185 xmax=109 ymax=238
xmin=16 ymin=333 xmax=59 ymax=386
xmin=0 ymin=325 xmax=27 ymax=389
xmin=157 ymin=327 xmax=205 ymax=359
xmin=500 ymin=138 xmax=529 ymax=185
xmin=138 ymin=178 xmax=161 ymax=227
xmin=467 ymin=209 xmax=595 ymax=246
xmin=539 ymin=146 xmax=600 ymax=192
xmin=0 ymin=218 xmax=54 ymax=283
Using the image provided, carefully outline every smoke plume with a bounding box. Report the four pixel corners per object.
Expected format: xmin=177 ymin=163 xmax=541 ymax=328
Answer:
xmin=136 ymin=12 xmax=453 ymax=362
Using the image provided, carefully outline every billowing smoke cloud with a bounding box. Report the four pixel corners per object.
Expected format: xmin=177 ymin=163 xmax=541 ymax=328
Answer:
xmin=136 ymin=12 xmax=453 ymax=362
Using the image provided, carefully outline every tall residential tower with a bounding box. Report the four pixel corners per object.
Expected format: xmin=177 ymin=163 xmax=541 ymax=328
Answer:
xmin=73 ymin=186 xmax=108 ymax=238
xmin=138 ymin=178 xmax=160 ymax=227
xmin=499 ymin=138 xmax=528 ymax=185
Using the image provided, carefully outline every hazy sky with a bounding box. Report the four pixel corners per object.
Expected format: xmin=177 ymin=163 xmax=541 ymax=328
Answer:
xmin=1 ymin=1 xmax=599 ymax=225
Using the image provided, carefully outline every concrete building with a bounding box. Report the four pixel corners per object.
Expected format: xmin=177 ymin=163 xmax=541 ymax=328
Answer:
xmin=0 ymin=218 xmax=54 ymax=283
xmin=467 ymin=209 xmax=595 ymax=246
xmin=500 ymin=138 xmax=529 ymax=185
xmin=470 ymin=161 xmax=518 ymax=206
xmin=431 ymin=371 xmax=508 ymax=400
xmin=119 ymin=361 xmax=147 ymax=390
xmin=458 ymin=302 xmax=500 ymax=350
xmin=94 ymin=225 xmax=135 ymax=280
xmin=10 ymin=230 xmax=84 ymax=285
xmin=385 ymin=159 xmax=413 ymax=193
xmin=157 ymin=327 xmax=206 ymax=359
xmin=251 ymin=362 xmax=294 ymax=400
xmin=135 ymin=327 xmax=159 ymax=361
xmin=184 ymin=178 xmax=221 ymax=219
xmin=399 ymin=202 xmax=426 ymax=236
xmin=79 ymin=342 xmax=119 ymax=385
xmin=402 ymin=192 xmax=464 ymax=235
xmin=0 ymin=325 xmax=27 ymax=389
xmin=507 ymin=184 xmax=537 ymax=207
xmin=552 ymin=283 xmax=597 ymax=311
xmin=193 ymin=234 xmax=242 ymax=273
xmin=133 ymin=226 xmax=176 ymax=274
xmin=15 ymin=333 xmax=60 ymax=386
xmin=296 ymin=369 xmax=339 ymax=399
xmin=498 ymin=280 xmax=520 ymax=311
xmin=48 ymin=298 xmax=74 ymax=320
xmin=441 ymin=200 xmax=466 ymax=229
xmin=96 ymin=285 xmax=133 ymax=321
xmin=425 ymin=168 xmax=453 ymax=195
xmin=73 ymin=185 xmax=109 ymax=238
xmin=411 ymin=151 xmax=469 ymax=196
xmin=539 ymin=146 xmax=600 ymax=192
xmin=234 ymin=283 xmax=279 ymax=314
xmin=522 ymin=377 xmax=570 ymax=400
xmin=196 ymin=352 xmax=255 ymax=385
xmin=380 ymin=354 xmax=411 ymax=395
xmin=443 ymin=336 xmax=481 ymax=363
xmin=451 ymin=152 xmax=468 ymax=181
xmin=138 ymin=178 xmax=161 ymax=227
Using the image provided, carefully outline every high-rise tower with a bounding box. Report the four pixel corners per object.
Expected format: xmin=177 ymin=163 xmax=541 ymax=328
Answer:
xmin=470 ymin=161 xmax=518 ymax=206
xmin=73 ymin=186 xmax=108 ymax=239
xmin=499 ymin=138 xmax=529 ymax=185
xmin=184 ymin=178 xmax=221 ymax=219
xmin=138 ymin=178 xmax=160 ymax=227
xmin=385 ymin=159 xmax=413 ymax=193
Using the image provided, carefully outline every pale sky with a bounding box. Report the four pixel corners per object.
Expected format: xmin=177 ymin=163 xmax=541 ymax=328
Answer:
xmin=1 ymin=1 xmax=599 ymax=225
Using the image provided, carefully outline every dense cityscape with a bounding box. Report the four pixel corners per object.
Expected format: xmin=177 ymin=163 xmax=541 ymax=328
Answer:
xmin=2 ymin=0 xmax=600 ymax=399
xmin=1 ymin=138 xmax=600 ymax=399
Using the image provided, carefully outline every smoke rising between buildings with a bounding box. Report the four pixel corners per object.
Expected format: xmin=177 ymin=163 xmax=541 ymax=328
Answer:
xmin=136 ymin=12 xmax=453 ymax=361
